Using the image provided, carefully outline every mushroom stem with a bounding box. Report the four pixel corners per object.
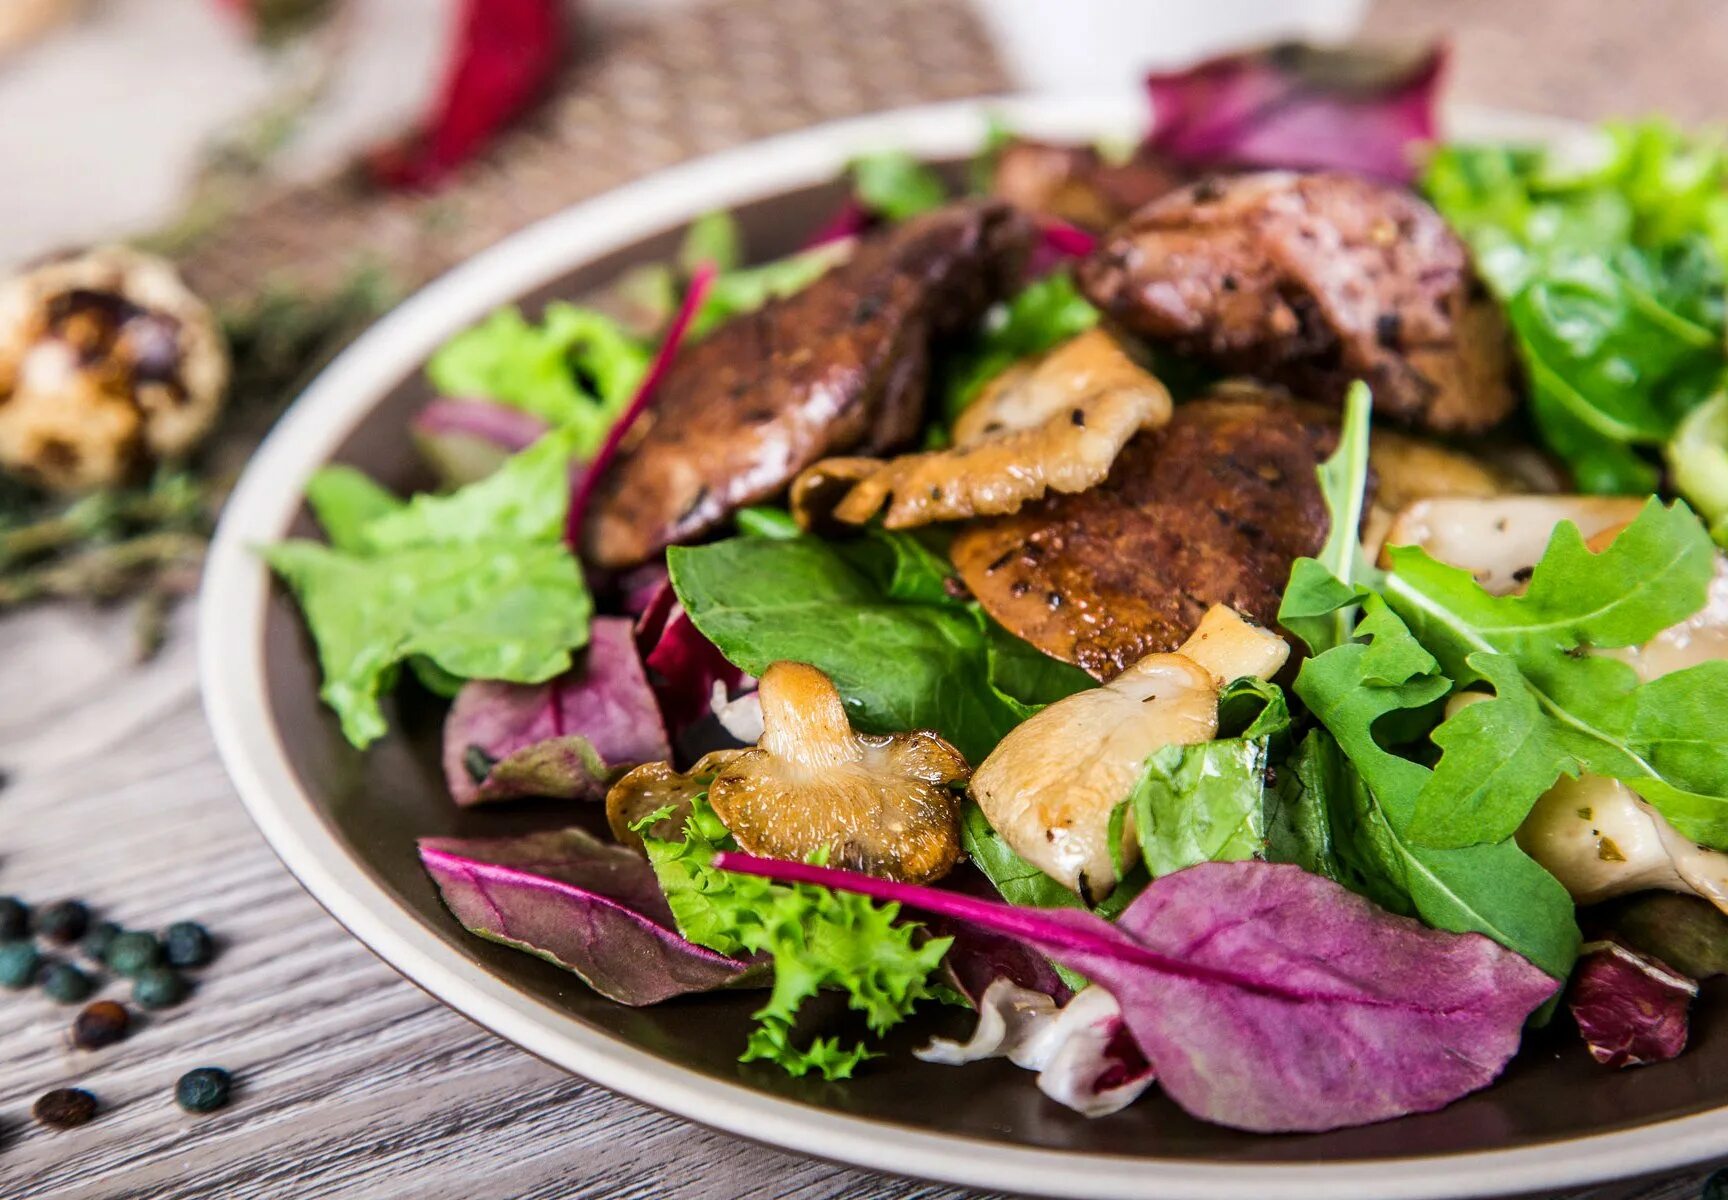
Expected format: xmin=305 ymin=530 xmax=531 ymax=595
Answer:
xmin=757 ymin=661 xmax=864 ymax=768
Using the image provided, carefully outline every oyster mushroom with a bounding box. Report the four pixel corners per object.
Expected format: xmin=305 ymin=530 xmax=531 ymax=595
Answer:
xmin=1380 ymin=495 xmax=1647 ymax=594
xmin=1518 ymin=774 xmax=1728 ymax=914
xmin=706 ymin=661 xmax=970 ymax=883
xmin=0 ymin=246 xmax=229 ymax=491
xmin=970 ymin=605 xmax=1289 ymax=902
xmin=791 ymin=329 xmax=1171 ymax=530
xmin=605 ymin=750 xmax=744 ymax=852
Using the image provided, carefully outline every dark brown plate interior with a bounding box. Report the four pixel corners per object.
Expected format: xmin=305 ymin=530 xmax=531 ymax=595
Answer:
xmin=260 ymin=168 xmax=1728 ymax=1167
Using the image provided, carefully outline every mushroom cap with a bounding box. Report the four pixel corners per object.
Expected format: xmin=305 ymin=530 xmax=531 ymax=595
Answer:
xmin=708 ymin=661 xmax=970 ymax=883
xmin=792 ymin=329 xmax=1171 ymax=531
xmin=971 ymin=650 xmax=1220 ymax=902
xmin=605 ymin=750 xmax=745 ymax=852
xmin=0 ymin=246 xmax=228 ymax=491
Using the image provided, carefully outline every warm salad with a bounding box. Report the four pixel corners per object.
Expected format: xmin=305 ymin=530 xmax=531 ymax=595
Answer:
xmin=268 ymin=44 xmax=1728 ymax=1132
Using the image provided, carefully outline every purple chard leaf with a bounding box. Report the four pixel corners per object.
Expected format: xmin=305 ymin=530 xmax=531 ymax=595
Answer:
xmin=1145 ymin=42 xmax=1447 ymax=183
xmin=443 ymin=616 xmax=670 ymax=806
xmin=712 ymin=854 xmax=1556 ymax=1132
xmin=411 ymin=399 xmax=553 ymax=487
xmin=1568 ymin=940 xmax=1697 ymax=1069
xmin=421 ymin=828 xmax=760 ymax=1005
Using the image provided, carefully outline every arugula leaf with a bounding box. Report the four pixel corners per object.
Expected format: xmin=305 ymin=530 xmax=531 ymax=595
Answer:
xmin=1666 ymin=390 xmax=1728 ymax=542
xmin=1424 ymin=124 xmax=1728 ymax=495
xmin=643 ymin=799 xmax=950 ymax=1080
xmin=1292 ymin=597 xmax=1581 ymax=981
xmin=692 ymin=244 xmax=850 ymax=339
xmin=848 ymin=150 xmax=949 ymax=221
xmin=667 ymin=533 xmax=1088 ymax=763
xmin=1386 ymin=499 xmax=1728 ymax=847
xmin=268 ymin=429 xmax=592 ymax=748
xmin=426 ymin=304 xmax=649 ymax=453
xmin=961 ymin=802 xmax=1083 ymax=911
xmin=940 ymin=272 xmax=1100 ymax=423
xmin=1278 ymin=381 xmax=1377 ymax=656
xmin=677 ymin=211 xmax=745 ymax=275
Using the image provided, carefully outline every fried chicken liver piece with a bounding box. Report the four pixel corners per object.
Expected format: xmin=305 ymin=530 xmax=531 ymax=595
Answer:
xmin=1076 ymin=170 xmax=1517 ymax=435
xmin=582 ymin=200 xmax=1035 ymax=569
xmin=951 ymin=387 xmax=1341 ymax=679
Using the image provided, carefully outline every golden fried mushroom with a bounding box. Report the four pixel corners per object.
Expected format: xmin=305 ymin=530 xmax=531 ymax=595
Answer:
xmin=969 ymin=606 xmax=1289 ymax=902
xmin=605 ymin=750 xmax=745 ymax=852
xmin=791 ymin=329 xmax=1171 ymax=530
xmin=0 ymin=246 xmax=228 ymax=491
xmin=707 ymin=661 xmax=970 ymax=883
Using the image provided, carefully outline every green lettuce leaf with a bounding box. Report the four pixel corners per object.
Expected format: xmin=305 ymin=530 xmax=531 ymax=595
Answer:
xmin=666 ymin=532 xmax=1089 ymax=763
xmin=1424 ymin=123 xmax=1728 ymax=495
xmin=425 ymin=303 xmax=649 ymax=453
xmin=1385 ymin=498 xmax=1728 ymax=848
xmin=267 ymin=429 xmax=592 ymax=748
xmin=848 ymin=149 xmax=948 ymax=221
xmin=643 ymin=799 xmax=950 ymax=1080
xmin=1125 ymin=676 xmax=1293 ymax=879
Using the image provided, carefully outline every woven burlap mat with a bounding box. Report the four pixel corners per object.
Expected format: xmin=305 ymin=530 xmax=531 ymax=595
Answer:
xmin=175 ymin=0 xmax=1009 ymax=307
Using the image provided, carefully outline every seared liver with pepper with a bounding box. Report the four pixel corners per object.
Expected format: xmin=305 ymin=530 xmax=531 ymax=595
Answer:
xmin=1077 ymin=170 xmax=1518 ymax=434
xmin=583 ymin=200 xmax=1036 ymax=569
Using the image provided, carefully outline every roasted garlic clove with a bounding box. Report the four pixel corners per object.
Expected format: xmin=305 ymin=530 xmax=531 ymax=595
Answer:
xmin=0 ymin=246 xmax=228 ymax=491
xmin=707 ymin=662 xmax=970 ymax=883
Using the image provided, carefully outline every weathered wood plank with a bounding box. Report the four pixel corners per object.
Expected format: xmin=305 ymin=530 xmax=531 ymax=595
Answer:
xmin=0 ymin=600 xmax=1716 ymax=1199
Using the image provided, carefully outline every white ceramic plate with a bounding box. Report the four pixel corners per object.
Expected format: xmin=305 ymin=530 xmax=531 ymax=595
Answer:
xmin=201 ymin=94 xmax=1728 ymax=1199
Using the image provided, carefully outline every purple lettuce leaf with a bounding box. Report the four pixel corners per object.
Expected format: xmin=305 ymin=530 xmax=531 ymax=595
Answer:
xmin=1568 ymin=939 xmax=1697 ymax=1069
xmin=412 ymin=399 xmax=553 ymax=487
xmin=618 ymin=561 xmax=672 ymax=621
xmin=1145 ymin=42 xmax=1447 ymax=183
xmin=713 ymin=853 xmax=1557 ymax=1133
xmin=443 ymin=616 xmax=670 ymax=806
xmin=935 ymin=917 xmax=1073 ymax=1008
xmin=420 ymin=828 xmax=760 ymax=1005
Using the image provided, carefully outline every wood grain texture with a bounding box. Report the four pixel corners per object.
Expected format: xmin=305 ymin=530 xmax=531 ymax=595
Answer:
xmin=0 ymin=605 xmax=1721 ymax=1200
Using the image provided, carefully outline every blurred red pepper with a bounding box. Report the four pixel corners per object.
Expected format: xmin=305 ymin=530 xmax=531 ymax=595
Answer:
xmin=369 ymin=0 xmax=569 ymax=191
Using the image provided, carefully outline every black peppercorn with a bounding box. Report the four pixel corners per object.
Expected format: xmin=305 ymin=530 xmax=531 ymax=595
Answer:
xmin=33 ymin=900 xmax=90 ymax=945
xmin=133 ymin=966 xmax=189 ymax=1010
xmin=162 ymin=921 xmax=214 ymax=969
xmin=0 ymin=941 xmax=41 ymax=989
xmin=80 ymin=921 xmax=122 ymax=963
xmin=39 ymin=961 xmax=95 ymax=1005
xmin=105 ymin=931 xmax=161 ymax=977
xmin=33 ymin=1088 xmax=97 ymax=1129
xmin=0 ymin=896 xmax=27 ymax=941
xmin=175 ymin=1068 xmax=232 ymax=1114
xmin=70 ymin=1001 xmax=131 ymax=1050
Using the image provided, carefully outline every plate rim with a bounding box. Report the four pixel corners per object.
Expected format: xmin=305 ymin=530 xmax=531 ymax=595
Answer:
xmin=199 ymin=92 xmax=1727 ymax=1200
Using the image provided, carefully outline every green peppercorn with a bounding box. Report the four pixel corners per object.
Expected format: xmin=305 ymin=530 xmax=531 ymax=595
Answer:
xmin=0 ymin=896 xmax=28 ymax=941
xmin=39 ymin=961 xmax=95 ymax=1005
xmin=70 ymin=1001 xmax=130 ymax=1050
xmin=33 ymin=900 xmax=90 ymax=945
xmin=162 ymin=921 xmax=214 ymax=969
xmin=174 ymin=1067 xmax=232 ymax=1114
xmin=0 ymin=941 xmax=42 ymax=989
xmin=133 ymin=966 xmax=189 ymax=1010
xmin=79 ymin=920 xmax=120 ymax=963
xmin=105 ymin=931 xmax=162 ymax=977
xmin=33 ymin=1087 xmax=97 ymax=1129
